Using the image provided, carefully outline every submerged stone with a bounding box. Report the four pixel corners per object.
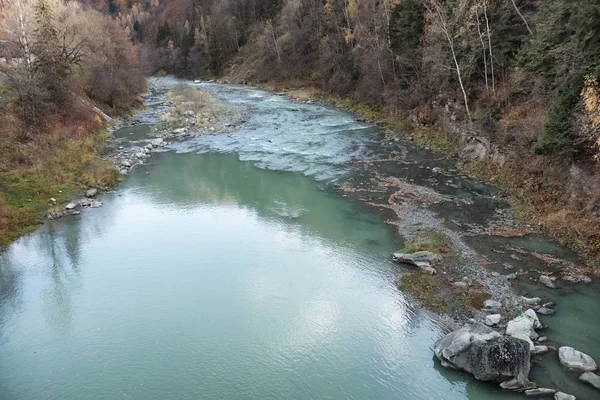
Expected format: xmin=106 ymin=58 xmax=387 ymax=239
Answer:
xmin=537 ymin=307 xmax=555 ymax=316
xmin=540 ymin=275 xmax=556 ymax=289
xmin=531 ymin=346 xmax=548 ymax=355
xmin=554 ymin=392 xmax=576 ymax=400
xmin=579 ymin=372 xmax=600 ymax=390
xmin=559 ymin=347 xmax=597 ymax=372
xmin=525 ymin=388 xmax=555 ymax=396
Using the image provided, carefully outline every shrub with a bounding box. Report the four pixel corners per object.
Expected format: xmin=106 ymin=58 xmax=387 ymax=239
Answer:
xmin=534 ymin=72 xmax=585 ymax=156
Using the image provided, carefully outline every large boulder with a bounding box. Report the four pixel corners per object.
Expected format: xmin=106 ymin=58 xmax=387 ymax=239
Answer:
xmin=558 ymin=347 xmax=597 ymax=372
xmin=434 ymin=322 xmax=531 ymax=389
xmin=506 ymin=309 xmax=542 ymax=351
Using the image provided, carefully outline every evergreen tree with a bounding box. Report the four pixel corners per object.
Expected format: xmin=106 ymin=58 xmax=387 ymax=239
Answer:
xmin=33 ymin=0 xmax=70 ymax=113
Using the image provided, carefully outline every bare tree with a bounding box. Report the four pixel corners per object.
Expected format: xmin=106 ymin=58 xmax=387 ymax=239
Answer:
xmin=475 ymin=6 xmax=488 ymax=92
xmin=509 ymin=0 xmax=533 ymax=36
xmin=422 ymin=0 xmax=472 ymax=123
xmin=483 ymin=0 xmax=495 ymax=95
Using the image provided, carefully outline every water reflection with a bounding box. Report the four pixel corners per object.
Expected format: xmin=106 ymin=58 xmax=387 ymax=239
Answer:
xmin=131 ymin=151 xmax=399 ymax=253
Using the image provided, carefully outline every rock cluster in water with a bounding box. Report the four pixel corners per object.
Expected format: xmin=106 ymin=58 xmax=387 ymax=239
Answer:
xmin=434 ymin=305 xmax=599 ymax=397
xmin=434 ymin=322 xmax=531 ymax=389
xmin=46 ymin=187 xmax=103 ymax=220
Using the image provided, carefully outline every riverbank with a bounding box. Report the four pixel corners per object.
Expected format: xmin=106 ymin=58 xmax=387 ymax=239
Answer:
xmin=0 ymin=80 xmax=248 ymax=251
xmin=224 ymin=79 xmax=600 ymax=268
xmin=0 ymin=104 xmax=120 ymax=248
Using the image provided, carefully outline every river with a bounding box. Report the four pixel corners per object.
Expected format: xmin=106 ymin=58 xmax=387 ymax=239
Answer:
xmin=0 ymin=77 xmax=598 ymax=399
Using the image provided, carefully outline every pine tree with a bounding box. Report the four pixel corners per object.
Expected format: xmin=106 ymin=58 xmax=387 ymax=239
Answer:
xmin=33 ymin=0 xmax=70 ymax=111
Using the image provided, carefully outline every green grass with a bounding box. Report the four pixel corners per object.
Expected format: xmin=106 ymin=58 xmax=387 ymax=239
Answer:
xmin=399 ymin=273 xmax=450 ymax=313
xmin=0 ymin=131 xmax=119 ymax=248
xmin=396 ymin=231 xmax=448 ymax=254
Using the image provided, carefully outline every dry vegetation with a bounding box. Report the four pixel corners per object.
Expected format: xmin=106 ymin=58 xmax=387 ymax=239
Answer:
xmin=0 ymin=0 xmax=145 ymax=248
xmin=399 ymin=274 xmax=490 ymax=314
xmin=395 ymin=232 xmax=489 ymax=315
xmin=160 ymin=83 xmax=230 ymax=128
xmin=0 ymin=104 xmax=119 ymax=247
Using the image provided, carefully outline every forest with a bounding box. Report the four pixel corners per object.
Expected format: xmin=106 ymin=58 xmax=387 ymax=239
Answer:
xmin=1 ymin=0 xmax=599 ymax=257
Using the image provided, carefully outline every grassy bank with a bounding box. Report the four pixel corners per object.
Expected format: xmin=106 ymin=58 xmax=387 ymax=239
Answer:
xmin=0 ymin=107 xmax=120 ymax=248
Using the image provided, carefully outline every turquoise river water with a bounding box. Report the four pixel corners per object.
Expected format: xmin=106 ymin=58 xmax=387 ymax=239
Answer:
xmin=0 ymin=78 xmax=598 ymax=399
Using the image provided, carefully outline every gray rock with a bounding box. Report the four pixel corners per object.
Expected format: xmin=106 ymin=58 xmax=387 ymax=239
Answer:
xmin=85 ymin=188 xmax=98 ymax=198
xmin=453 ymin=281 xmax=469 ymax=289
xmin=500 ymin=376 xmax=531 ymax=391
xmin=47 ymin=207 xmax=63 ymax=220
xmin=121 ymin=160 xmax=131 ymax=168
xmin=579 ymin=372 xmax=600 ymax=389
xmin=491 ymin=272 xmax=500 ymax=277
xmin=525 ymin=388 xmax=555 ymax=396
xmin=420 ymin=266 xmax=437 ymax=275
xmin=522 ymin=296 xmax=541 ymax=305
xmin=484 ymin=299 xmax=502 ymax=310
xmin=540 ymin=275 xmax=556 ymax=289
xmin=65 ymin=202 xmax=77 ymax=210
xmin=506 ymin=273 xmax=517 ymax=280
xmin=558 ymin=347 xmax=597 ymax=372
xmin=537 ymin=307 xmax=555 ymax=316
xmin=563 ymin=274 xmax=592 ymax=283
xmin=530 ymin=330 xmax=540 ymax=340
xmin=79 ymin=198 xmax=91 ymax=207
xmin=532 ymin=346 xmax=549 ymax=355
xmin=485 ymin=314 xmax=501 ymax=326
xmin=554 ymin=392 xmax=576 ymax=400
xmin=392 ymin=251 xmax=442 ymax=268
xmin=434 ymin=322 xmax=530 ymax=388
xmin=506 ymin=309 xmax=542 ymax=350
xmin=150 ymin=138 xmax=164 ymax=147
xmin=70 ymin=210 xmax=81 ymax=215
xmin=461 ymin=142 xmax=488 ymax=161
xmin=537 ymin=337 xmax=548 ymax=343
xmin=173 ymin=127 xmax=188 ymax=134
xmin=543 ymin=302 xmax=555 ymax=308
xmin=90 ymin=200 xmax=103 ymax=208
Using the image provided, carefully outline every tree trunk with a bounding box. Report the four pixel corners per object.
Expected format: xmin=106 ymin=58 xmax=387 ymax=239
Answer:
xmin=510 ymin=0 xmax=533 ymax=36
xmin=475 ymin=7 xmax=488 ymax=92
xmin=483 ymin=1 xmax=496 ymax=96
